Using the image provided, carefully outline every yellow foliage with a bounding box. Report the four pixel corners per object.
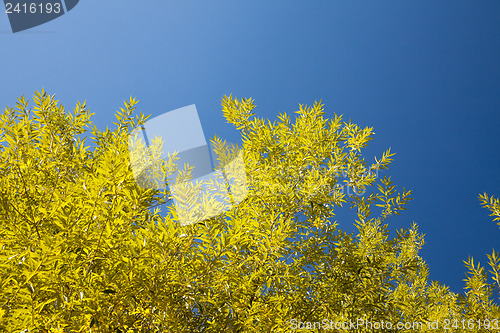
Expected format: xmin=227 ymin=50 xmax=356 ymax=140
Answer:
xmin=0 ymin=91 xmax=496 ymax=332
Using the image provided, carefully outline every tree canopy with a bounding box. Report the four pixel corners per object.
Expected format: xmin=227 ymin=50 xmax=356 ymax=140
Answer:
xmin=0 ymin=91 xmax=498 ymax=332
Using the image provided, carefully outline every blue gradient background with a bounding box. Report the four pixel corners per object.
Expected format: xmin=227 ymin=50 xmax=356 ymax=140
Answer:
xmin=1 ymin=1 xmax=499 ymax=294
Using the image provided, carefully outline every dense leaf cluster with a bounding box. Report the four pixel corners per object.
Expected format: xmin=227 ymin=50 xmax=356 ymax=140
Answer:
xmin=0 ymin=91 xmax=498 ymax=332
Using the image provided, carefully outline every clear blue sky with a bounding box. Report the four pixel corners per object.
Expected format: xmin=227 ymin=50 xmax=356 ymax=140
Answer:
xmin=1 ymin=1 xmax=500 ymax=294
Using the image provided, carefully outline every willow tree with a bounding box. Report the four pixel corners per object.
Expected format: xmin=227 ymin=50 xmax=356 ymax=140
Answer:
xmin=0 ymin=91 xmax=495 ymax=332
